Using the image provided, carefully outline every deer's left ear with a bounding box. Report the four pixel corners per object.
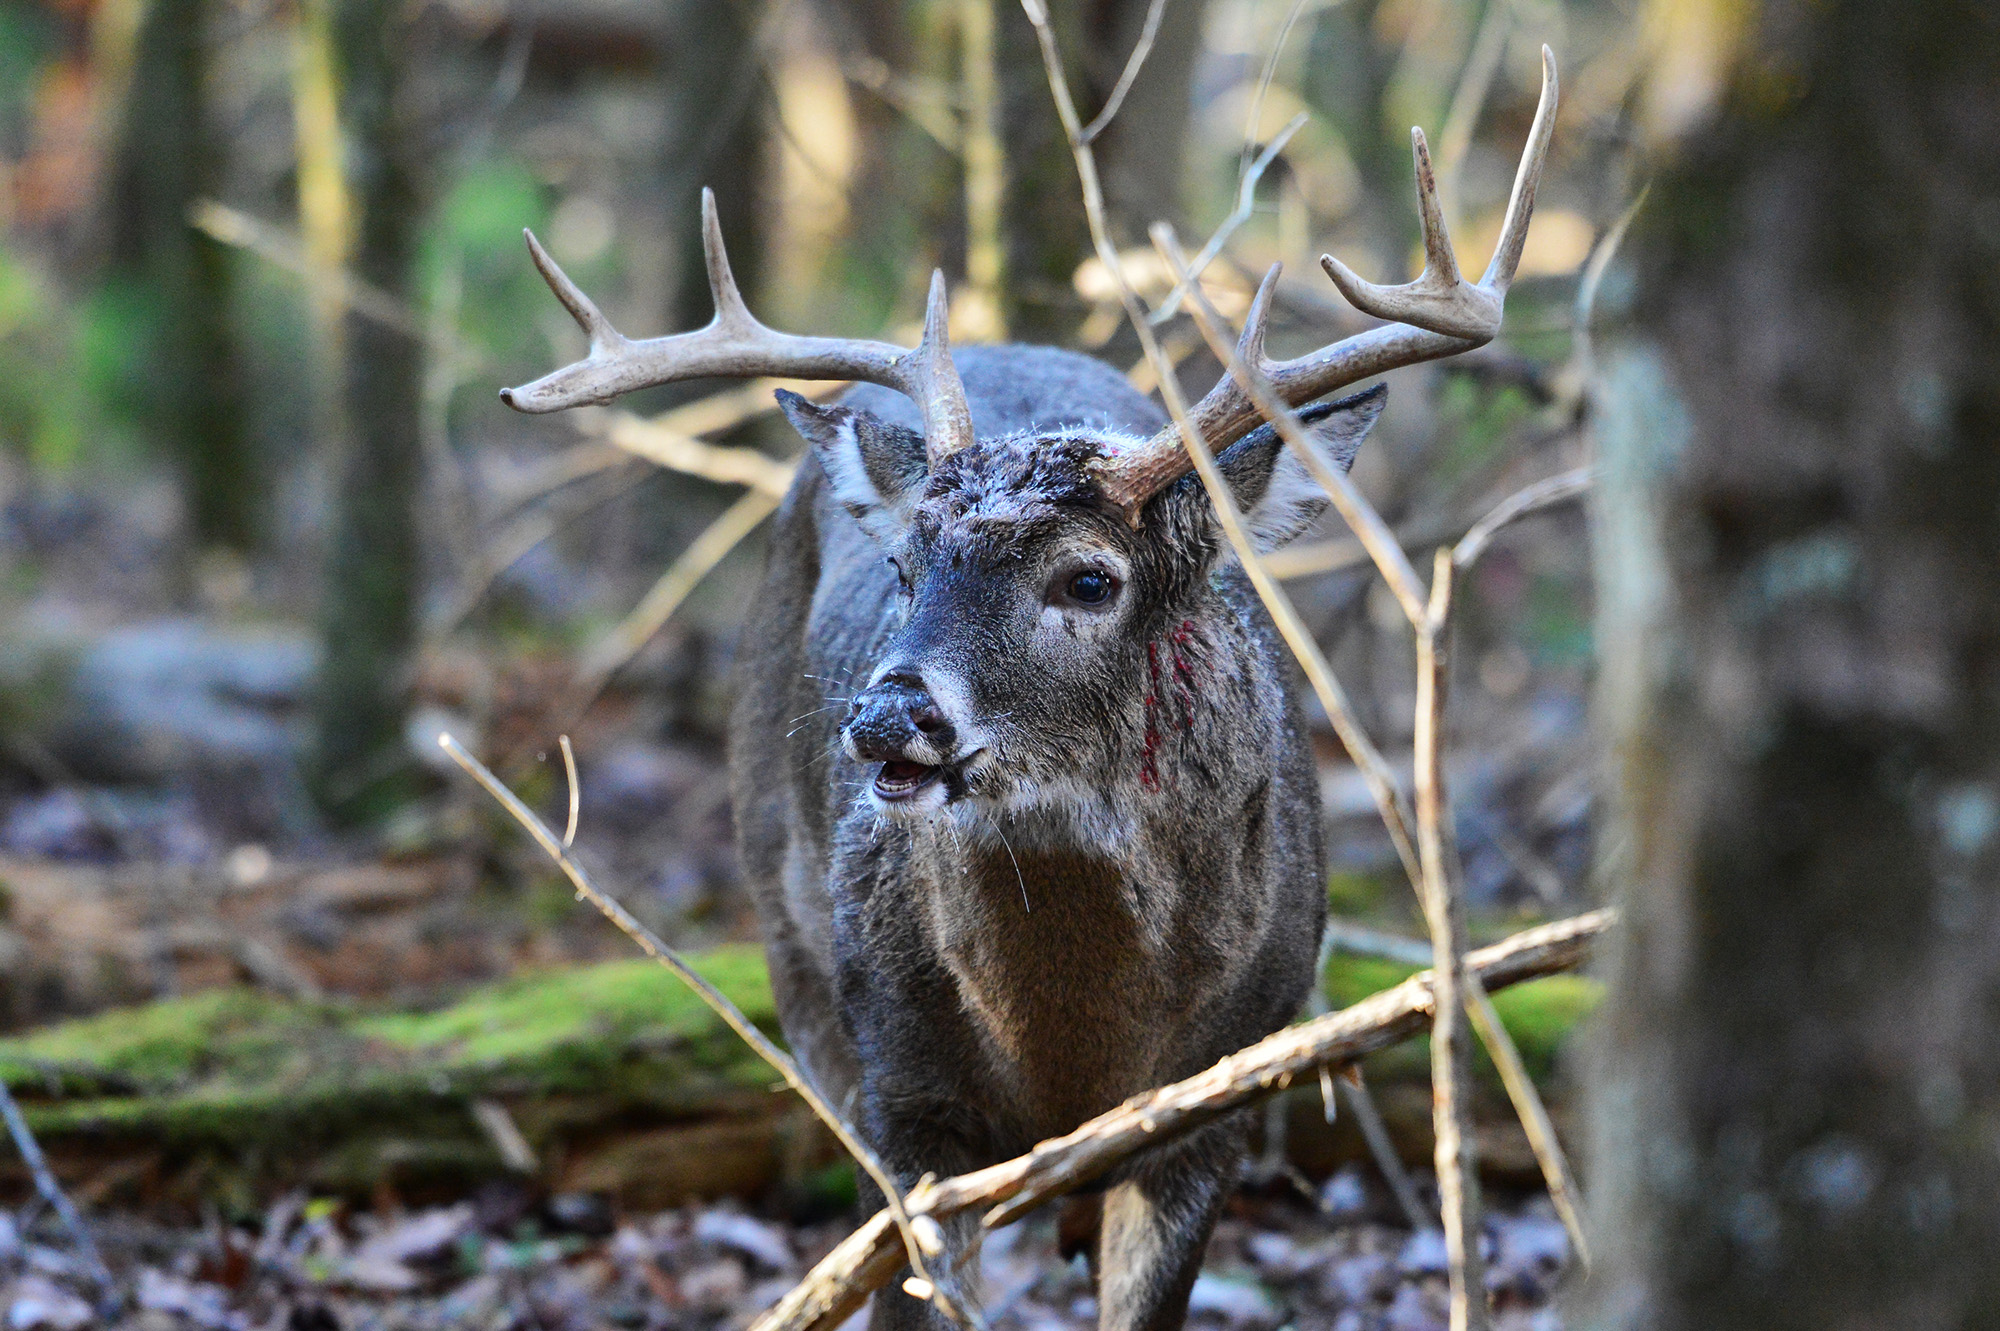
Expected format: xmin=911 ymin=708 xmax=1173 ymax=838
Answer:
xmin=1217 ymin=384 xmax=1386 ymax=552
xmin=778 ymin=390 xmax=928 ymax=543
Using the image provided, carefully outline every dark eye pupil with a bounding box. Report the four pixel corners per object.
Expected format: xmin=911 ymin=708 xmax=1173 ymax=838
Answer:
xmin=1069 ymin=571 xmax=1112 ymax=604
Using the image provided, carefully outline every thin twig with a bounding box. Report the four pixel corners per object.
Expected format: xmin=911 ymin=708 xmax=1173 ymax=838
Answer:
xmin=748 ymin=911 xmax=1612 ymax=1331
xmin=599 ymin=410 xmax=798 ymax=497
xmin=1149 ymin=115 xmax=1308 ymax=324
xmin=1325 ymin=920 xmax=1435 ymax=966
xmin=1413 ymin=551 xmax=1488 ymax=1331
xmin=0 ymin=1081 xmax=118 ymax=1311
xmin=558 ymin=735 xmax=580 ymax=847
xmin=1238 ymin=0 xmax=1314 ymax=184
xmin=1160 ymin=230 xmax=1430 ymax=620
xmin=190 ymin=201 xmax=484 ymax=369
xmin=1079 ymin=0 xmax=1171 ymax=144
xmin=1451 ymin=466 xmax=1592 ymax=568
xmin=1309 ymin=928 xmax=1434 ymax=1232
xmin=1569 ymin=184 xmax=1649 ymax=392
xmin=437 ymin=735 xmax=968 ymax=1327
xmin=958 ymin=0 xmax=1006 ymax=339
xmin=843 ymin=56 xmax=963 ymax=153
xmin=427 ymin=461 xmax=651 ymax=637
xmin=1337 ymin=1067 xmax=1435 ymax=1232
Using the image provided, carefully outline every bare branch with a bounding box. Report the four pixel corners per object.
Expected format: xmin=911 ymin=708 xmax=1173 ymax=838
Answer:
xmin=1435 ymin=0 xmax=1515 ymax=235
xmin=1162 ymin=234 xmax=1593 ymax=1277
xmin=0 ymin=1081 xmax=118 ymax=1313
xmin=1413 ymin=552 xmax=1489 ymax=1331
xmin=1148 ymin=114 xmax=1309 ymax=324
xmin=1569 ymin=183 xmax=1650 ymax=391
xmin=600 ymin=412 xmax=798 ymax=497
xmin=558 ymin=735 xmax=580 ymax=848
xmin=749 ymin=911 xmax=1613 ymax=1331
xmin=191 ymin=200 xmax=484 ymax=368
xmin=1162 ymin=243 xmax=1432 ymax=625
xmin=1079 ymin=0 xmax=1171 ymax=144
xmin=1452 ymin=466 xmax=1593 ymax=569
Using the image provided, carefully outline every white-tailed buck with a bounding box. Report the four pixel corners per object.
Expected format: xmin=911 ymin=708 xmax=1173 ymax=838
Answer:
xmin=503 ymin=49 xmax=1556 ymax=1331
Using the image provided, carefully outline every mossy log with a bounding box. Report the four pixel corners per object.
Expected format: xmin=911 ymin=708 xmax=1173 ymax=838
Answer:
xmin=0 ymin=948 xmax=1597 ymax=1212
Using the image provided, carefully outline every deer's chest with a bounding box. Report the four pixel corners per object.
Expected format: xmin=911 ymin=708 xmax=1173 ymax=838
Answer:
xmin=914 ymin=847 xmax=1209 ymax=1137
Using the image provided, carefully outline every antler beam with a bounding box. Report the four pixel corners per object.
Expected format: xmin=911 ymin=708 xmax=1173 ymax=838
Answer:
xmin=1093 ymin=46 xmax=1559 ymax=517
xmin=500 ymin=189 xmax=976 ymax=463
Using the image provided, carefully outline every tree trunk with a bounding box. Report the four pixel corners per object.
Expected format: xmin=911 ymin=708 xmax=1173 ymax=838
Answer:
xmin=1583 ymin=0 xmax=2000 ymax=1326
xmin=311 ymin=0 xmax=429 ymax=822
xmin=110 ymin=0 xmax=255 ymax=553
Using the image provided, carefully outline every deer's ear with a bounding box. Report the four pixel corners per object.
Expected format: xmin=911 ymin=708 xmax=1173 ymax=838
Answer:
xmin=779 ymin=391 xmax=928 ymax=542
xmin=1216 ymin=384 xmax=1386 ymax=553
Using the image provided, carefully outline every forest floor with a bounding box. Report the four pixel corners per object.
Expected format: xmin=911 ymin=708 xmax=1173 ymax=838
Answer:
xmin=0 ymin=1173 xmax=1571 ymax=1331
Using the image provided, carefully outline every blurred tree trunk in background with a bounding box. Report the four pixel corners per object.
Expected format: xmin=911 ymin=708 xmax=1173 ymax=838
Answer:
xmin=1584 ymin=0 xmax=2000 ymax=1326
xmin=992 ymin=0 xmax=1089 ymax=342
xmin=110 ymin=0 xmax=254 ymax=553
xmin=310 ymin=0 xmax=430 ymax=823
xmin=1089 ymin=0 xmax=1209 ymax=248
xmin=664 ymin=0 xmax=764 ymax=338
xmin=994 ymin=0 xmax=1209 ymax=344
xmin=825 ymin=0 xmax=952 ymax=332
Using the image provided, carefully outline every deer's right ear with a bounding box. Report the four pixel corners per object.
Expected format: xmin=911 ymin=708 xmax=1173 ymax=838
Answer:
xmin=778 ymin=391 xmax=928 ymax=543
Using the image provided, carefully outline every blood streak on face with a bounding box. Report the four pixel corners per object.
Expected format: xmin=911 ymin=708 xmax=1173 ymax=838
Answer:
xmin=1141 ymin=640 xmax=1163 ymax=792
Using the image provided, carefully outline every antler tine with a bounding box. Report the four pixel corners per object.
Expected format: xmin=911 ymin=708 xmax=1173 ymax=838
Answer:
xmin=914 ymin=269 xmax=976 ymax=463
xmin=522 ymin=228 xmax=626 ymax=353
xmin=1479 ymin=45 xmax=1560 ymax=295
xmin=1238 ymin=264 xmax=1280 ymax=371
xmin=1410 ymin=128 xmax=1461 ymax=289
xmin=699 ymin=187 xmax=758 ymax=334
xmin=1319 ymin=126 xmax=1500 ymax=341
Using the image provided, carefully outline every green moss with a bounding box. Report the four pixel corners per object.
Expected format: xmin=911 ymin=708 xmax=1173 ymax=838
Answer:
xmin=354 ymin=948 xmax=775 ymax=1066
xmin=0 ymin=947 xmax=781 ymax=1149
xmin=0 ymin=942 xmax=1595 ymax=1199
xmin=0 ymin=988 xmax=330 ymax=1093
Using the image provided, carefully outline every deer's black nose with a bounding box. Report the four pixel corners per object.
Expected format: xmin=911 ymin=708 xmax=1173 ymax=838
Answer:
xmin=845 ymin=673 xmax=956 ymax=762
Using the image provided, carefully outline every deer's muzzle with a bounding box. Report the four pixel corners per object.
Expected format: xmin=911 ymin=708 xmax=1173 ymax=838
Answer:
xmin=843 ymin=672 xmax=959 ymax=803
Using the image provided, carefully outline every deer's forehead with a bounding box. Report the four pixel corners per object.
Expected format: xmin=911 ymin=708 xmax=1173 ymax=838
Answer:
xmin=915 ymin=429 xmax=1132 ymax=519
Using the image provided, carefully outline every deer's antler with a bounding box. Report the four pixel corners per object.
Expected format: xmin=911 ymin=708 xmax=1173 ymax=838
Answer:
xmin=1093 ymin=46 xmax=1559 ymax=517
xmin=500 ymin=188 xmax=976 ymax=464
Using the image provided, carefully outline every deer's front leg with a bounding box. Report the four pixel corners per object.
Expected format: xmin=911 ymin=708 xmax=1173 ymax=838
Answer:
xmin=1094 ymin=1120 xmax=1247 ymax=1331
xmin=862 ymin=1114 xmax=986 ymax=1331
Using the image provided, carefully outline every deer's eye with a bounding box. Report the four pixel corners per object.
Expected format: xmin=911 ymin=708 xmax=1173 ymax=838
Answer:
xmin=887 ymin=557 xmax=911 ymax=591
xmin=1065 ymin=569 xmax=1117 ymax=605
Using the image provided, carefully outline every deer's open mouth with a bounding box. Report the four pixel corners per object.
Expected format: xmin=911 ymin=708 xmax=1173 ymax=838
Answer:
xmin=873 ymin=760 xmax=940 ymax=801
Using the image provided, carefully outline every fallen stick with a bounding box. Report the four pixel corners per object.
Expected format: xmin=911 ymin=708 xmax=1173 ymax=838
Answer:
xmin=0 ymin=1080 xmax=118 ymax=1312
xmin=750 ymin=908 xmax=1611 ymax=1331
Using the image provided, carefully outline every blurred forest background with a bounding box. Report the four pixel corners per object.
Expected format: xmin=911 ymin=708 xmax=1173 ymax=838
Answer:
xmin=0 ymin=0 xmax=1988 ymax=1324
